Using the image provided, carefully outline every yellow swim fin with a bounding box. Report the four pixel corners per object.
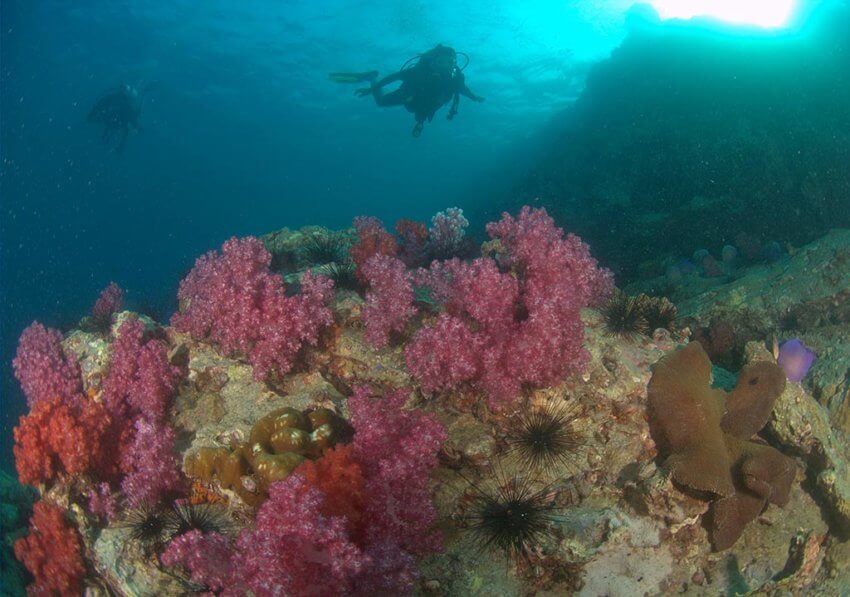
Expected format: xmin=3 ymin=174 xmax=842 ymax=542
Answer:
xmin=328 ymin=71 xmax=378 ymax=84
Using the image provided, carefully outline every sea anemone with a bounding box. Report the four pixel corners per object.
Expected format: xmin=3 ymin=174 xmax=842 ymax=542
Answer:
xmin=505 ymin=400 xmax=583 ymax=473
xmin=459 ymin=472 xmax=559 ymax=559
xmin=602 ymin=291 xmax=648 ymax=338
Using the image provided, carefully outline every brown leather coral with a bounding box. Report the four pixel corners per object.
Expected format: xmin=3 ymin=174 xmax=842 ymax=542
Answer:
xmin=184 ymin=407 xmax=346 ymax=506
xmin=647 ymin=342 xmax=795 ymax=550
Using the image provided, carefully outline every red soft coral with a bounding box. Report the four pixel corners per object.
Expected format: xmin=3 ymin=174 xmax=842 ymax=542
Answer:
xmin=14 ymin=396 xmax=114 ymax=486
xmin=295 ymin=445 xmax=366 ymax=536
xmin=350 ymin=217 xmax=398 ymax=285
xmin=12 ymin=322 xmax=81 ymax=408
xmin=14 ymin=501 xmax=85 ymax=596
xmin=172 ymin=236 xmax=334 ymax=381
xmin=361 ymin=254 xmax=416 ymax=348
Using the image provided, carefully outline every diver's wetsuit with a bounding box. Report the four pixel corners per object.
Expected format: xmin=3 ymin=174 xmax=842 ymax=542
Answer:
xmin=88 ymin=86 xmax=143 ymax=153
xmin=365 ymin=58 xmax=483 ymax=135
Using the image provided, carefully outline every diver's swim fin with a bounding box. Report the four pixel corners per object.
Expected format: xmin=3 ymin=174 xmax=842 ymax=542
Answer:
xmin=328 ymin=71 xmax=378 ymax=84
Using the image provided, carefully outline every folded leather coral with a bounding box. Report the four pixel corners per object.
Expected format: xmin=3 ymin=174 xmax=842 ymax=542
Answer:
xmin=184 ymin=407 xmax=345 ymax=505
xmin=647 ymin=342 xmax=796 ymax=550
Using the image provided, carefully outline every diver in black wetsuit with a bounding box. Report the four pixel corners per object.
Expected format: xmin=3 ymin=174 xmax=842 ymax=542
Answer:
xmin=331 ymin=45 xmax=485 ymax=137
xmin=87 ymin=83 xmax=149 ymax=152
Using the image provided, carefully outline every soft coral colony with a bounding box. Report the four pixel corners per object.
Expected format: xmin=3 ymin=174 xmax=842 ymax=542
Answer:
xmin=10 ymin=206 xmax=614 ymax=595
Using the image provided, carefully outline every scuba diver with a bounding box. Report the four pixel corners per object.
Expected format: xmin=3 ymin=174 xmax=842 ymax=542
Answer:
xmin=87 ymin=83 xmax=152 ymax=153
xmin=330 ymin=45 xmax=484 ymax=137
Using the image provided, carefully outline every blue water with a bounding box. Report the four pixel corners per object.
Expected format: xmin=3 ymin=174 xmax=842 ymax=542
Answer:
xmin=0 ymin=0 xmax=837 ymax=471
xmin=0 ymin=0 xmax=639 ymax=469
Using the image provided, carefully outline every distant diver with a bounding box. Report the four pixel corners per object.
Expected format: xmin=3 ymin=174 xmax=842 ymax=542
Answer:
xmin=330 ymin=45 xmax=485 ymax=137
xmin=87 ymin=83 xmax=152 ymax=153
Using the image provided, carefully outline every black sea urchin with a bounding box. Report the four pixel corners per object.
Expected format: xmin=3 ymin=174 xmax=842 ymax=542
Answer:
xmin=460 ymin=474 xmax=559 ymax=560
xmin=119 ymin=503 xmax=170 ymax=547
xmin=602 ymin=291 xmax=649 ymax=338
xmin=506 ymin=401 xmax=583 ymax=473
xmin=642 ymin=295 xmax=678 ymax=332
xmin=301 ymin=234 xmax=348 ymax=266
xmin=315 ymin=261 xmax=359 ymax=291
xmin=166 ymin=503 xmax=231 ymax=538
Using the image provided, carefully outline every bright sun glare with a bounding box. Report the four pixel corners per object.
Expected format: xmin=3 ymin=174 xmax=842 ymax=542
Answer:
xmin=650 ymin=0 xmax=797 ymax=28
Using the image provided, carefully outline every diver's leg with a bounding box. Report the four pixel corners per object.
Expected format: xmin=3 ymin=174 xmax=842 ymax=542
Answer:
xmin=373 ymin=87 xmax=408 ymax=107
xmin=114 ymin=126 xmax=128 ymax=153
xmin=412 ymin=115 xmax=425 ymax=137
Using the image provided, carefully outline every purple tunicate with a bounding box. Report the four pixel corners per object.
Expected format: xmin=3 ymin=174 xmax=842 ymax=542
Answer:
xmin=777 ymin=339 xmax=816 ymax=382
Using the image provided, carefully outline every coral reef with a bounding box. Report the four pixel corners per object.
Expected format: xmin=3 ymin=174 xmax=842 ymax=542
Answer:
xmin=350 ymin=216 xmax=398 ymax=285
xmin=172 ymin=236 xmax=334 ymax=381
xmin=407 ymin=206 xmax=613 ymax=408
xmin=11 ymin=217 xmax=850 ymax=595
xmin=647 ymin=342 xmax=795 ymax=550
xmin=0 ymin=470 xmax=35 ymax=596
xmin=12 ymin=322 xmax=81 ymax=408
xmin=361 ymin=254 xmax=416 ymax=348
xmin=184 ymin=406 xmax=346 ymax=504
xmin=92 ymin=282 xmax=124 ymax=327
xmin=13 ymin=500 xmax=86 ymax=596
xmin=13 ymin=395 xmax=112 ymax=486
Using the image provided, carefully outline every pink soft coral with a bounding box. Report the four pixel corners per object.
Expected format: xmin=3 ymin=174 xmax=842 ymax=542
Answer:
xmin=92 ymin=282 xmax=124 ymax=326
xmin=361 ymin=254 xmax=416 ymax=348
xmin=350 ymin=217 xmax=399 ymax=285
xmin=12 ymin=322 xmax=81 ymax=407
xmin=161 ymin=387 xmax=445 ymax=595
xmin=103 ymin=317 xmax=182 ymax=423
xmin=172 ymin=236 xmax=334 ymax=381
xmin=161 ymin=530 xmax=234 ymax=593
xmin=406 ymin=206 xmax=613 ymax=408
xmin=347 ymin=386 xmax=446 ymax=555
xmin=119 ymin=417 xmax=185 ymax=507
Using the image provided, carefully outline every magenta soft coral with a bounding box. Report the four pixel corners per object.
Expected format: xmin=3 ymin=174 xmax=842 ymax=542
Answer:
xmin=162 ymin=475 xmax=366 ymax=596
xmin=13 ymin=322 xmax=81 ymax=407
xmin=92 ymin=282 xmax=124 ymax=326
xmin=361 ymin=254 xmax=416 ymax=348
xmin=103 ymin=317 xmax=182 ymax=422
xmin=162 ymin=387 xmax=446 ymax=595
xmin=347 ymin=386 xmax=446 ymax=556
xmin=406 ymin=206 xmax=613 ymax=409
xmin=120 ymin=417 xmax=185 ymax=507
xmin=98 ymin=317 xmax=185 ymax=505
xmin=172 ymin=236 xmax=334 ymax=381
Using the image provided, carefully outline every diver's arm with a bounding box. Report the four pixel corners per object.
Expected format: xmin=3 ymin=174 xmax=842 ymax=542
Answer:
xmin=459 ymin=84 xmax=484 ymax=102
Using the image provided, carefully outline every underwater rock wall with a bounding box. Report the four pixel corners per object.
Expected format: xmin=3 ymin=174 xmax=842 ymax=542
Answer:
xmin=514 ymin=6 xmax=850 ymax=280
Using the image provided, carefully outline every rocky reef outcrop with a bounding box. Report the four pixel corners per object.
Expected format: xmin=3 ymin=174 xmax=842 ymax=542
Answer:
xmin=7 ymin=215 xmax=850 ymax=595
